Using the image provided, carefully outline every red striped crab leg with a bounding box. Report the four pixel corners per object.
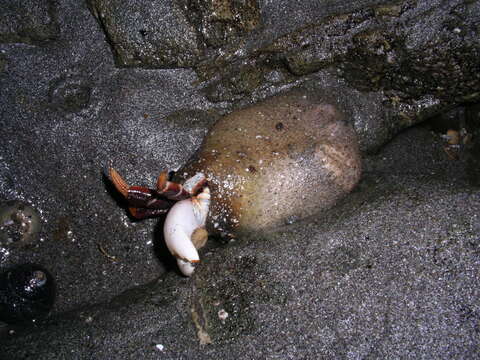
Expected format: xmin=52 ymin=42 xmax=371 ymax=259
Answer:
xmin=108 ymin=168 xmax=207 ymax=219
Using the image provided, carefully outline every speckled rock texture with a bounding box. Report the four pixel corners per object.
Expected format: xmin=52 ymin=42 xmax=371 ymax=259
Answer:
xmin=179 ymin=0 xmax=261 ymax=48
xmin=88 ymin=0 xmax=203 ymax=68
xmin=2 ymin=127 xmax=479 ymax=359
xmin=0 ymin=0 xmax=479 ymax=358
xmin=197 ymin=0 xmax=480 ymax=151
xmin=0 ymin=0 xmax=59 ymax=45
xmin=85 ymin=0 xmax=479 ymax=151
xmin=181 ymin=90 xmax=361 ymax=236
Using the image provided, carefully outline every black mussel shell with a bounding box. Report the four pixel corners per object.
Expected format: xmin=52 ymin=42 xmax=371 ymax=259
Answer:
xmin=0 ymin=264 xmax=56 ymax=324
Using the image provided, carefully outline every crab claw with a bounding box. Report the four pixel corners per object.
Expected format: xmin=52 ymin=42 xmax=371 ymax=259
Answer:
xmin=163 ymin=186 xmax=210 ymax=276
xmin=108 ymin=168 xmax=172 ymax=219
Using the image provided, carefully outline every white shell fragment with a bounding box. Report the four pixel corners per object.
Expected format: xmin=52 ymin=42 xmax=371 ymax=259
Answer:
xmin=177 ymin=258 xmax=196 ymax=277
xmin=163 ymin=183 xmax=210 ymax=276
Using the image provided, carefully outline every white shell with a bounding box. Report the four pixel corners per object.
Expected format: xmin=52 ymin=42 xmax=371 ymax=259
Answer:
xmin=163 ymin=187 xmax=210 ymax=276
xmin=177 ymin=258 xmax=196 ymax=277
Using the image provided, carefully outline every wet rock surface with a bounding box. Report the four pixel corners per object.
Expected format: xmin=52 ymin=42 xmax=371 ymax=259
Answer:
xmin=196 ymin=0 xmax=480 ymax=150
xmin=180 ymin=0 xmax=261 ymax=48
xmin=0 ymin=264 xmax=56 ymax=324
xmin=2 ymin=127 xmax=479 ymax=359
xmin=0 ymin=0 xmax=59 ymax=45
xmin=48 ymin=74 xmax=92 ymax=112
xmin=0 ymin=0 xmax=479 ymax=358
xmin=88 ymin=0 xmax=203 ymax=68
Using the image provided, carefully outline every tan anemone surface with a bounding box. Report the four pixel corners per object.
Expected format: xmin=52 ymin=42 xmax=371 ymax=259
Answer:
xmin=180 ymin=90 xmax=362 ymax=236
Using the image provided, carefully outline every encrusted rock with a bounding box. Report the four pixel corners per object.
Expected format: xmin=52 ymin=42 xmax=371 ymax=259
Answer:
xmin=88 ymin=0 xmax=261 ymax=68
xmin=0 ymin=0 xmax=59 ymax=45
xmin=88 ymin=0 xmax=203 ymax=68
xmin=196 ymin=0 xmax=480 ymax=152
xmin=179 ymin=0 xmax=261 ymax=48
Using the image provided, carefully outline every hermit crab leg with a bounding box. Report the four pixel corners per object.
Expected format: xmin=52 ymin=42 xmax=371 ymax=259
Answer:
xmin=109 ymin=168 xmax=211 ymax=276
xmin=156 ymin=171 xmax=207 ymax=200
xmin=108 ymin=168 xmax=172 ymax=219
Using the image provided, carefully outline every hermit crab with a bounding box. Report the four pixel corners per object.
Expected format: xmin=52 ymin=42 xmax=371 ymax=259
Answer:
xmin=107 ymin=90 xmax=363 ymax=276
xmin=108 ymin=168 xmax=210 ymax=276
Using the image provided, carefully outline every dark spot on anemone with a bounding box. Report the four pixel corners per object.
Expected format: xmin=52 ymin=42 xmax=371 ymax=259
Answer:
xmin=275 ymin=122 xmax=284 ymax=131
xmin=139 ymin=29 xmax=147 ymax=37
xmin=248 ymin=166 xmax=257 ymax=173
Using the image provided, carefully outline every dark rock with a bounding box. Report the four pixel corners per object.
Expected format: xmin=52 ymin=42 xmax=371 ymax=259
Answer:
xmin=1 ymin=0 xmax=479 ymax=357
xmin=88 ymin=0 xmax=261 ymax=68
xmin=203 ymin=63 xmax=269 ymax=102
xmin=465 ymin=103 xmax=480 ymax=186
xmin=164 ymin=109 xmax=220 ymax=131
xmin=0 ymin=54 xmax=6 ymax=73
xmin=259 ymin=0 xmax=480 ymax=107
xmin=197 ymin=0 xmax=480 ymax=151
xmin=426 ymin=106 xmax=467 ymax=133
xmin=48 ymin=75 xmax=92 ymax=112
xmin=0 ymin=0 xmax=59 ymax=45
xmin=86 ymin=0 xmax=478 ymax=151
xmin=179 ymin=0 xmax=261 ymax=48
xmin=2 ymin=127 xmax=478 ymax=358
xmin=88 ymin=0 xmax=204 ymax=67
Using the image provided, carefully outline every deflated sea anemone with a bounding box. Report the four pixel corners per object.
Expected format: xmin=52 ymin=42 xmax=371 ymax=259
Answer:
xmin=109 ymin=90 xmax=362 ymax=275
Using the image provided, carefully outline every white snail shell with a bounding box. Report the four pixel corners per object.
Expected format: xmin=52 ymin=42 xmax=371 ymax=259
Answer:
xmin=163 ymin=186 xmax=210 ymax=276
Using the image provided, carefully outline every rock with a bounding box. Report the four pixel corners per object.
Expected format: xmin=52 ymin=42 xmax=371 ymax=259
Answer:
xmin=164 ymin=109 xmax=220 ymax=132
xmin=88 ymin=0 xmax=261 ymax=68
xmin=88 ymin=0 xmax=203 ymax=68
xmin=180 ymin=90 xmax=362 ymax=236
xmin=1 ymin=0 xmax=479 ymax=357
xmin=179 ymin=0 xmax=261 ymax=48
xmin=202 ymin=63 xmax=269 ymax=102
xmin=2 ymin=127 xmax=479 ymax=358
xmin=48 ymin=75 xmax=92 ymax=113
xmin=197 ymin=0 xmax=480 ymax=151
xmin=0 ymin=0 xmax=59 ymax=45
xmin=465 ymin=104 xmax=480 ymax=186
xmin=0 ymin=54 xmax=6 ymax=73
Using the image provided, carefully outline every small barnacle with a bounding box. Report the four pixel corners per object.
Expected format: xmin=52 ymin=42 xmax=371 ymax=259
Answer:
xmin=0 ymin=201 xmax=41 ymax=247
xmin=0 ymin=264 xmax=56 ymax=323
